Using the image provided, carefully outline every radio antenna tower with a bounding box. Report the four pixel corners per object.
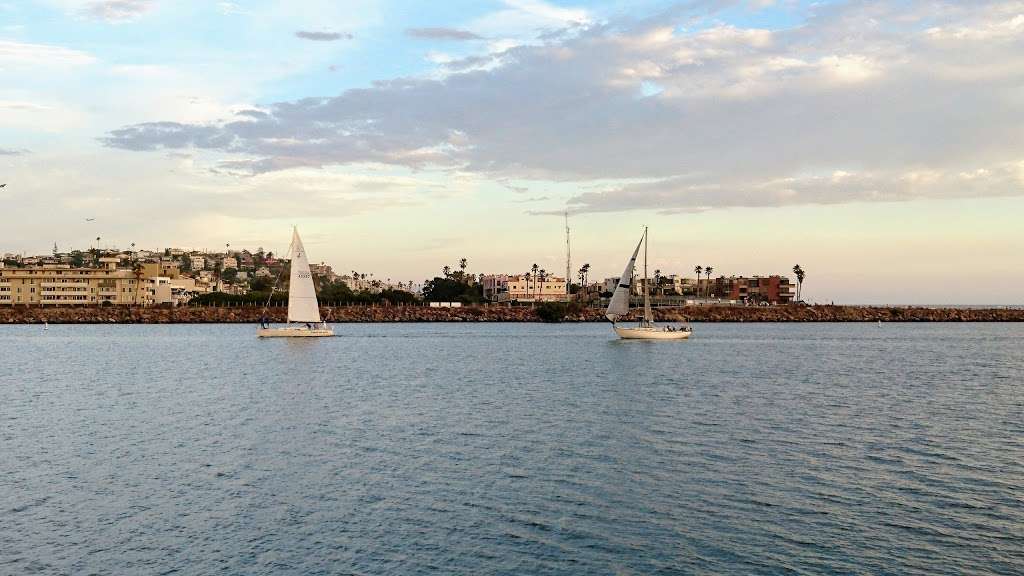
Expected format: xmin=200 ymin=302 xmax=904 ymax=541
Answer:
xmin=565 ymin=210 xmax=571 ymax=302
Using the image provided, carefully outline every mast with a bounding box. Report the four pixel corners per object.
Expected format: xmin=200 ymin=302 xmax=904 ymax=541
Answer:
xmin=642 ymin=227 xmax=653 ymax=324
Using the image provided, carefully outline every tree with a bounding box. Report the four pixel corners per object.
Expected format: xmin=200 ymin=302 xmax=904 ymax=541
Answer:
xmin=654 ymin=269 xmax=661 ymax=296
xmin=536 ymin=302 xmax=569 ymax=323
xmin=694 ymin=266 xmax=703 ymax=298
xmin=531 ymin=263 xmax=539 ymax=300
xmin=179 ymin=253 xmax=192 ymax=272
xmin=442 ymin=265 xmax=451 ymax=278
xmin=132 ymin=262 xmax=145 ymax=305
xmin=793 ymin=264 xmax=806 ymax=302
xmin=422 ymin=276 xmax=483 ymax=303
xmin=221 ymin=267 xmax=238 ymax=283
xmin=249 ymin=277 xmax=272 ymax=292
xmin=538 ymin=269 xmax=547 ymax=301
xmin=459 ymin=257 xmax=468 ymax=275
xmin=705 ymin=266 xmax=714 ymax=298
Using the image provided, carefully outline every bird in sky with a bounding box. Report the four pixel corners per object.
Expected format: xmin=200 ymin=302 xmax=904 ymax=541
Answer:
xmin=85 ymin=218 xmax=95 ymax=222
xmin=0 ymin=183 xmax=6 ymax=188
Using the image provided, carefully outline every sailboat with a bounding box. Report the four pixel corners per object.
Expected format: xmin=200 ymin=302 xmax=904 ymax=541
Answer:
xmin=606 ymin=227 xmax=691 ymax=340
xmin=256 ymin=227 xmax=334 ymax=338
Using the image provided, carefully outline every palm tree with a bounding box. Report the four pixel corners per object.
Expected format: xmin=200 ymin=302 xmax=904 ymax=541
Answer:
xmin=132 ymin=262 xmax=145 ymax=305
xmin=531 ymin=263 xmax=539 ymax=300
xmin=653 ymin=269 xmax=662 ymax=297
xmin=793 ymin=264 xmax=806 ymax=303
xmin=459 ymin=257 xmax=468 ymax=277
xmin=538 ymin=269 xmax=547 ymax=300
xmin=705 ymin=266 xmax=714 ymax=298
xmin=442 ymin=265 xmax=451 ymax=278
xmin=582 ymin=263 xmax=590 ymax=288
xmin=694 ymin=266 xmax=703 ymax=298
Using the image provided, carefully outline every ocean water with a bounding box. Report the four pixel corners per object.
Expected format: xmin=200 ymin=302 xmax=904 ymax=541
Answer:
xmin=1 ymin=322 xmax=1022 ymax=575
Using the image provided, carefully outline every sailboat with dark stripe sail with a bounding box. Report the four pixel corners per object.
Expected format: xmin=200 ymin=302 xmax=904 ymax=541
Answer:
xmin=606 ymin=227 xmax=691 ymax=340
xmin=257 ymin=227 xmax=334 ymax=338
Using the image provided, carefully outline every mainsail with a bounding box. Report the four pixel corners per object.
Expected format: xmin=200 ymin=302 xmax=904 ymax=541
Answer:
xmin=287 ymin=227 xmax=322 ymax=323
xmin=605 ymin=231 xmax=645 ymax=322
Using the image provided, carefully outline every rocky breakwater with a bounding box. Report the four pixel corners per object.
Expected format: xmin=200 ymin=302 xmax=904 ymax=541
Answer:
xmin=0 ymin=304 xmax=1021 ymax=324
xmin=656 ymin=305 xmax=1024 ymax=322
xmin=0 ymin=304 xmax=603 ymax=324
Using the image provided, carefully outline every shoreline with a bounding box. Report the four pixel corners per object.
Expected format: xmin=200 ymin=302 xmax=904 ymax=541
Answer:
xmin=2 ymin=304 xmax=1023 ymax=324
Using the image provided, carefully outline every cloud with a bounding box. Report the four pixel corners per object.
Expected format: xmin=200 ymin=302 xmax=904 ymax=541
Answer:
xmin=0 ymin=40 xmax=96 ymax=67
xmin=563 ymin=163 xmax=1024 ymax=213
xmin=0 ymin=147 xmax=30 ymax=155
xmin=294 ymin=30 xmax=352 ymax=41
xmin=103 ymin=1 xmax=1024 ymax=212
xmin=80 ymin=0 xmax=153 ymax=22
xmin=406 ymin=27 xmax=483 ymax=41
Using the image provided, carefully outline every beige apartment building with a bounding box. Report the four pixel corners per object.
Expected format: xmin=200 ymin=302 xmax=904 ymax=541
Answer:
xmin=499 ymin=274 xmax=568 ymax=302
xmin=0 ymin=259 xmax=146 ymax=306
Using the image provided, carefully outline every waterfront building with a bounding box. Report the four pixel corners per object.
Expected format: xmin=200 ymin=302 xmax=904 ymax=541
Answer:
xmin=714 ymin=275 xmax=794 ymax=304
xmin=664 ymin=275 xmax=697 ymax=296
xmin=0 ymin=260 xmax=145 ymax=306
xmin=501 ymin=274 xmax=567 ymax=302
xmin=480 ymin=274 xmax=513 ymax=301
xmin=141 ymin=260 xmax=180 ymax=279
xmin=309 ymin=262 xmax=336 ymax=282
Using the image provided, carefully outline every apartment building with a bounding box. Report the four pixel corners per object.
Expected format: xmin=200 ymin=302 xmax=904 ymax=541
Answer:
xmin=501 ymin=274 xmax=567 ymax=302
xmin=480 ymin=274 xmax=513 ymax=301
xmin=715 ymin=275 xmax=794 ymax=304
xmin=141 ymin=260 xmax=181 ymax=279
xmin=0 ymin=259 xmax=145 ymax=306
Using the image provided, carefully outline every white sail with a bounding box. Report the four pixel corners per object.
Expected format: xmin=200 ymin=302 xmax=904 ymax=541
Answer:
xmin=605 ymin=231 xmax=645 ymax=322
xmin=287 ymin=227 xmax=322 ymax=323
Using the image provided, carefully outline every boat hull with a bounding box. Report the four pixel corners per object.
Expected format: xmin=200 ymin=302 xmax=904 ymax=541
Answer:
xmin=613 ymin=325 xmax=691 ymax=340
xmin=257 ymin=327 xmax=334 ymax=338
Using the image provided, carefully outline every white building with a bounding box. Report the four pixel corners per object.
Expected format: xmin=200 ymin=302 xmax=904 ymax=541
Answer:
xmin=190 ymin=255 xmax=206 ymax=271
xmin=480 ymin=274 xmax=513 ymax=301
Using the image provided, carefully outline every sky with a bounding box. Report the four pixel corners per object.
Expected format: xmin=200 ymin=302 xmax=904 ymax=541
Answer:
xmin=2 ymin=0 xmax=1023 ymax=304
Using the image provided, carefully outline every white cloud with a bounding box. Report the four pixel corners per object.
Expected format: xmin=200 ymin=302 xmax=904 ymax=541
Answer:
xmin=0 ymin=40 xmax=96 ymax=68
xmin=101 ymin=0 xmax=1024 ymax=213
xmin=79 ymin=0 xmax=154 ymax=22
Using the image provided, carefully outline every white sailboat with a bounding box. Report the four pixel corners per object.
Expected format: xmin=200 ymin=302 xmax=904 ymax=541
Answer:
xmin=607 ymin=227 xmax=691 ymax=340
xmin=257 ymin=227 xmax=334 ymax=338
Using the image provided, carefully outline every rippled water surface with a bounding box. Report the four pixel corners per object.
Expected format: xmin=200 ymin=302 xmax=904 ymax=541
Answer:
xmin=2 ymin=323 xmax=1022 ymax=575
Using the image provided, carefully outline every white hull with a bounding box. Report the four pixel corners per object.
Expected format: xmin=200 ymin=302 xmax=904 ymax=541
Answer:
xmin=613 ymin=325 xmax=691 ymax=340
xmin=257 ymin=326 xmax=334 ymax=338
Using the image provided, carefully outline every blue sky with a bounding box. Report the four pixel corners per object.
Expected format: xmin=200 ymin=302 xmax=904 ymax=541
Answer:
xmin=2 ymin=0 xmax=1024 ymax=303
